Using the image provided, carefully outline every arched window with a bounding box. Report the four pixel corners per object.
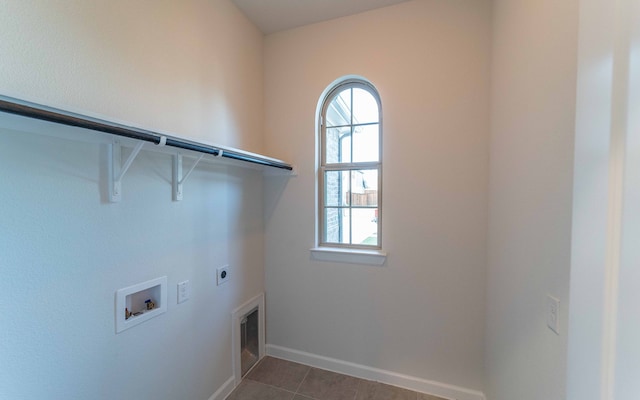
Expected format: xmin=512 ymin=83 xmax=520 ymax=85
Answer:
xmin=318 ymin=78 xmax=382 ymax=249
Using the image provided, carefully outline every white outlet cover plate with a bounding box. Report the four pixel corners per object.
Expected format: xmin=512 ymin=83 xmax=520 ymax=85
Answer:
xmin=217 ymin=265 xmax=229 ymax=286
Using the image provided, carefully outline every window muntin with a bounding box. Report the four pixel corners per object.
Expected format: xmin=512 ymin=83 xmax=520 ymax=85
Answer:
xmin=319 ymin=80 xmax=382 ymax=249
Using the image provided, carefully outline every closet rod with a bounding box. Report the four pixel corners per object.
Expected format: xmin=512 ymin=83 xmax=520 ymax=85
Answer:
xmin=0 ymin=95 xmax=293 ymax=171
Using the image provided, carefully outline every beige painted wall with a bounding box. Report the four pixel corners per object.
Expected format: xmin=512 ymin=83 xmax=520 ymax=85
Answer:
xmin=264 ymin=0 xmax=490 ymax=392
xmin=0 ymin=0 xmax=264 ymax=153
xmin=0 ymin=1 xmax=265 ymax=399
xmin=486 ymin=0 xmax=579 ymax=399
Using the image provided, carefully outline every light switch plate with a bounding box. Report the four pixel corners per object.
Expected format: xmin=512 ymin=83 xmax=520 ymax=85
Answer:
xmin=177 ymin=280 xmax=190 ymax=304
xmin=547 ymin=294 xmax=560 ymax=335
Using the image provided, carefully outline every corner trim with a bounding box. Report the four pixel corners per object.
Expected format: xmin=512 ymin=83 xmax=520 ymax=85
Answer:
xmin=265 ymin=344 xmax=485 ymax=400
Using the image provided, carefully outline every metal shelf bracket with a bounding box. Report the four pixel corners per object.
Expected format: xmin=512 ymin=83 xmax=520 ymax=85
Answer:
xmin=108 ymin=141 xmax=145 ymax=202
xmin=173 ymin=153 xmax=205 ymax=201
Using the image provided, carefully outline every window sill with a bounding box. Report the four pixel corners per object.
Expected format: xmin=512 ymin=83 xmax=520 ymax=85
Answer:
xmin=310 ymin=247 xmax=387 ymax=266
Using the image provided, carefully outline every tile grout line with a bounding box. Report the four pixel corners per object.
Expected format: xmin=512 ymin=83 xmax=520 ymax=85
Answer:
xmin=244 ymin=358 xmax=437 ymax=400
xmin=352 ymin=376 xmax=363 ymax=400
xmin=245 ymin=357 xmax=302 ymax=399
xmin=245 ymin=377 xmax=299 ymax=397
xmin=293 ymin=366 xmax=312 ymax=397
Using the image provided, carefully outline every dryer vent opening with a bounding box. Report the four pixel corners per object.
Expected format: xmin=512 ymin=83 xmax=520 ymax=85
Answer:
xmin=240 ymin=307 xmax=259 ymax=376
xmin=232 ymin=293 xmax=265 ymax=384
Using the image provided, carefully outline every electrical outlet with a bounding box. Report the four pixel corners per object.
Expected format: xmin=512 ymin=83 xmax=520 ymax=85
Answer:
xmin=547 ymin=294 xmax=560 ymax=335
xmin=177 ymin=280 xmax=190 ymax=304
xmin=217 ymin=265 xmax=229 ymax=286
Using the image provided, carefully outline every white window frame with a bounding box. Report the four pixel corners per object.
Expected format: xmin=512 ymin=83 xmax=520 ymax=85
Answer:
xmin=316 ymin=78 xmax=384 ymax=256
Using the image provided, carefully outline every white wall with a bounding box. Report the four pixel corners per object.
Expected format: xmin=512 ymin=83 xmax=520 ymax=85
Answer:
xmin=566 ymin=0 xmax=640 ymax=398
xmin=486 ymin=0 xmax=579 ymax=399
xmin=615 ymin=1 xmax=640 ymax=395
xmin=263 ymin=0 xmax=490 ymax=394
xmin=615 ymin=0 xmax=640 ymax=400
xmin=0 ymin=1 xmax=265 ymax=399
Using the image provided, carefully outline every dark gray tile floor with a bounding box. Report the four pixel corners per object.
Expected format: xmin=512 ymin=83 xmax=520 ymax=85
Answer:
xmin=226 ymin=356 xmax=447 ymax=400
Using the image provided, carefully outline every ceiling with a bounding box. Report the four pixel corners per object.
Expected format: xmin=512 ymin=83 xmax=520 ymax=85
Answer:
xmin=231 ymin=0 xmax=411 ymax=35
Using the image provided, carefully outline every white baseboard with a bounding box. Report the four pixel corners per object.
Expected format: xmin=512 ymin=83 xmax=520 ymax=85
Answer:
xmin=207 ymin=376 xmax=235 ymax=400
xmin=266 ymin=344 xmax=485 ymax=400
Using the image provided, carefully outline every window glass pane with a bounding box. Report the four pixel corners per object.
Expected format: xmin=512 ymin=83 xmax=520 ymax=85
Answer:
xmin=352 ymin=208 xmax=378 ymax=246
xmin=320 ymin=81 xmax=381 ymax=249
xmin=350 ymin=169 xmax=378 ymax=207
xmin=352 ymin=124 xmax=379 ymax=162
xmin=324 ymin=171 xmax=350 ymax=206
xmin=325 ymin=89 xmax=351 ymax=127
xmin=325 ymin=127 xmax=351 ymax=164
xmin=324 ymin=208 xmax=350 ymax=244
xmin=352 ymin=88 xmax=379 ymax=124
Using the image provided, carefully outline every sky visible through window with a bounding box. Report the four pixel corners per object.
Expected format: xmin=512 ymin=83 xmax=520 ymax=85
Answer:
xmin=327 ymin=88 xmax=379 ymax=189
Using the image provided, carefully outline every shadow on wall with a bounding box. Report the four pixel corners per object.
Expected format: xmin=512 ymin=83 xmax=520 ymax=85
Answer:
xmin=263 ymin=175 xmax=293 ymax=223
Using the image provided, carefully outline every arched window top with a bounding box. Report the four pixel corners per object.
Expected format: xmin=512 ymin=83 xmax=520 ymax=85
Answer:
xmin=324 ymin=81 xmax=380 ymax=126
xmin=318 ymin=78 xmax=382 ymax=250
